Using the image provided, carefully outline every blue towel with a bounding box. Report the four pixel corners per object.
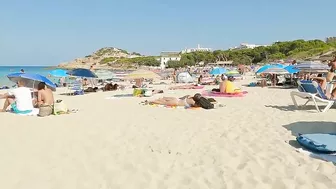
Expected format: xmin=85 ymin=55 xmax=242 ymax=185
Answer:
xmin=297 ymin=133 xmax=336 ymax=154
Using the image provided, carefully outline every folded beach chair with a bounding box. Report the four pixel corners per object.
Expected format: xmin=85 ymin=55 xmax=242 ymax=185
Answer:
xmin=67 ymin=80 xmax=84 ymax=95
xmin=290 ymin=80 xmax=335 ymax=113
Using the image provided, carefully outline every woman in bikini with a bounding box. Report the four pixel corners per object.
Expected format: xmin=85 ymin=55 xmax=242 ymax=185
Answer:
xmin=149 ymin=95 xmax=196 ymax=107
xmin=147 ymin=93 xmax=216 ymax=108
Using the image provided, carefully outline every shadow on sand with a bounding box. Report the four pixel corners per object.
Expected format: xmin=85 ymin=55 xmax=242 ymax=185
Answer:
xmin=284 ymin=121 xmax=336 ymax=149
xmin=265 ymin=105 xmax=297 ymax=112
xmin=283 ymin=121 xmax=336 ymax=137
xmin=265 ymin=104 xmax=326 ymax=113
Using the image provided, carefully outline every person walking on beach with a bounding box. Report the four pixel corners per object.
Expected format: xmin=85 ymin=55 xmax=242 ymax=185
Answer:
xmin=0 ymin=80 xmax=34 ymax=113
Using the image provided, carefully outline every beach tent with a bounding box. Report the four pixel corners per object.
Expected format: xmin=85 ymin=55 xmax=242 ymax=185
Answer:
xmin=177 ymin=72 xmax=194 ymax=83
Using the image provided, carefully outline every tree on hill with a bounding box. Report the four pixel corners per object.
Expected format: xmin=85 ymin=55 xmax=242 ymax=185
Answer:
xmin=177 ymin=39 xmax=335 ymax=66
xmin=101 ymin=56 xmax=160 ymax=67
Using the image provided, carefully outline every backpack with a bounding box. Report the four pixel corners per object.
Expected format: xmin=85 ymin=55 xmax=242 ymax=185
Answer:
xmin=197 ymin=97 xmax=214 ymax=109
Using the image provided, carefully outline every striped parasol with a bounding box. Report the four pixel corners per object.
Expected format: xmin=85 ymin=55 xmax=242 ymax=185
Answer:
xmin=294 ymin=61 xmax=329 ymax=72
xmin=125 ymin=69 xmax=161 ymax=79
xmin=260 ymin=67 xmax=289 ymax=74
xmin=94 ymin=70 xmax=115 ymax=80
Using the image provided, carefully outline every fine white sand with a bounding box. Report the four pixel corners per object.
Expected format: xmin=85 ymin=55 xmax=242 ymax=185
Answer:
xmin=0 ymin=76 xmax=336 ymax=189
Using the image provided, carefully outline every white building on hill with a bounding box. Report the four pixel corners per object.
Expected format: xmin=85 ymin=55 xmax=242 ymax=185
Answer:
xmin=160 ymin=51 xmax=181 ymax=69
xmin=181 ymin=44 xmax=212 ymax=54
xmin=230 ymin=43 xmax=269 ymax=50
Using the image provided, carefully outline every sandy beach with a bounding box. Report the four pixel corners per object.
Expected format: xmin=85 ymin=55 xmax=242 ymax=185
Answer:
xmin=0 ymin=76 xmax=335 ymax=189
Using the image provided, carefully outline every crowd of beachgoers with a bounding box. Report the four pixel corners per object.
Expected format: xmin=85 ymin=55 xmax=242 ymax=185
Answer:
xmin=1 ymin=58 xmax=336 ymax=116
xmin=0 ymin=58 xmax=336 ymax=188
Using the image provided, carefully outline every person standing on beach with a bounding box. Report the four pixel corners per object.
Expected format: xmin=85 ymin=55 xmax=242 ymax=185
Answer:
xmin=0 ymin=80 xmax=33 ymax=113
xmin=172 ymin=68 xmax=177 ymax=83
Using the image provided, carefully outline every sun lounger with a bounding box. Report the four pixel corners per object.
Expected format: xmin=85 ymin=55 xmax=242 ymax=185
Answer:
xmin=290 ymin=80 xmax=335 ymax=113
xmin=67 ymin=80 xmax=84 ymax=95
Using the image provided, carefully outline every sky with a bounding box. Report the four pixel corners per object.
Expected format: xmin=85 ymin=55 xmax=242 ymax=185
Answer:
xmin=1 ymin=0 xmax=336 ymax=66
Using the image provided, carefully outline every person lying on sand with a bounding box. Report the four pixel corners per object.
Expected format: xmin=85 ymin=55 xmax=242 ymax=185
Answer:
xmin=146 ymin=93 xmax=216 ymax=109
xmin=212 ymin=76 xmax=241 ymax=93
xmin=169 ymin=84 xmax=201 ymax=90
xmin=102 ymin=83 xmax=119 ymax=91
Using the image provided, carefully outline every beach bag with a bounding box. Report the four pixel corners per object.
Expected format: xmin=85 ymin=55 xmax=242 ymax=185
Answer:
xmin=197 ymin=97 xmax=214 ymax=109
xmin=53 ymin=100 xmax=68 ymax=115
xmin=38 ymin=104 xmax=53 ymax=117
xmin=144 ymin=90 xmax=152 ymax=97
xmin=133 ymin=88 xmax=143 ymax=96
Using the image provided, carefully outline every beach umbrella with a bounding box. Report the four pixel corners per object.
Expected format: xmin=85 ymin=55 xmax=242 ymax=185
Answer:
xmin=125 ymin=69 xmax=161 ymax=79
xmin=256 ymin=64 xmax=284 ymax=74
xmin=94 ymin=70 xmax=116 ymax=80
xmin=49 ymin=69 xmax=68 ymax=77
xmin=67 ymin=68 xmax=98 ymax=78
xmin=294 ymin=61 xmax=329 ymax=72
xmin=260 ymin=67 xmax=289 ymax=74
xmin=209 ymin=68 xmax=227 ymax=75
xmin=271 ymin=63 xmax=286 ymax=68
xmin=7 ymin=73 xmax=57 ymax=91
xmin=284 ymin=65 xmax=299 ymax=74
xmin=226 ymin=70 xmax=239 ymax=75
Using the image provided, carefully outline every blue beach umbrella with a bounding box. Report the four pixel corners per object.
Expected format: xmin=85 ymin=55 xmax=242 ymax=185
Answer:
xmin=284 ymin=65 xmax=299 ymax=74
xmin=209 ymin=68 xmax=227 ymax=75
xmin=49 ymin=69 xmax=68 ymax=77
xmin=67 ymin=68 xmax=98 ymax=78
xmin=272 ymin=63 xmax=286 ymax=68
xmin=7 ymin=73 xmax=57 ymax=91
xmin=256 ymin=64 xmax=284 ymax=74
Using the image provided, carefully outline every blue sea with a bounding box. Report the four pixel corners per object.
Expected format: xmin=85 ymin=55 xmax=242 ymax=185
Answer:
xmin=0 ymin=66 xmax=56 ymax=87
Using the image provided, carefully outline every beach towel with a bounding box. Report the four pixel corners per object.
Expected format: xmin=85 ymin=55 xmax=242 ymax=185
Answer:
xmin=15 ymin=108 xmax=39 ymax=116
xmin=297 ymin=148 xmax=336 ymax=164
xmin=169 ymin=85 xmax=204 ymax=90
xmin=202 ymin=90 xmax=248 ymax=97
xmin=105 ymin=94 xmax=137 ymax=99
xmin=297 ymin=133 xmax=336 ymax=154
xmin=140 ymin=102 xmax=224 ymax=109
xmin=140 ymin=102 xmax=201 ymax=110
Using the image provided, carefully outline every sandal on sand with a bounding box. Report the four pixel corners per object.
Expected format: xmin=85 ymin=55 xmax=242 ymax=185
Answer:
xmin=69 ymin=109 xmax=79 ymax=113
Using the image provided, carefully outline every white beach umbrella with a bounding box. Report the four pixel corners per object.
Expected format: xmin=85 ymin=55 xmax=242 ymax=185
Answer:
xmin=94 ymin=70 xmax=115 ymax=80
xmin=294 ymin=61 xmax=329 ymax=72
xmin=260 ymin=67 xmax=289 ymax=74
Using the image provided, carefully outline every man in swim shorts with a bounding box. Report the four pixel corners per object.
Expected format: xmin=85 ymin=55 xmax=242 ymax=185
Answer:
xmin=0 ymin=79 xmax=34 ymax=113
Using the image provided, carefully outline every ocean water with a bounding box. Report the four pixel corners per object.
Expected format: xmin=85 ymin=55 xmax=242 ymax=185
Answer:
xmin=0 ymin=66 xmax=57 ymax=87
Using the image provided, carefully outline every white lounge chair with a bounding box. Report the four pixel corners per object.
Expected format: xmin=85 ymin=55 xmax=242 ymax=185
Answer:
xmin=290 ymin=80 xmax=335 ymax=113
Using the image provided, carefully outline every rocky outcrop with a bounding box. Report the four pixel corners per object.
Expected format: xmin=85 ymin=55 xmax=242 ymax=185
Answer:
xmin=58 ymin=47 xmax=139 ymax=69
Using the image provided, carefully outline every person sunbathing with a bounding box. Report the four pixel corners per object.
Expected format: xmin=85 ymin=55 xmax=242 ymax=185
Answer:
xmin=212 ymin=76 xmax=241 ymax=93
xmin=169 ymin=84 xmax=201 ymax=90
xmin=102 ymin=83 xmax=119 ymax=91
xmin=147 ymin=93 xmax=216 ymax=109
